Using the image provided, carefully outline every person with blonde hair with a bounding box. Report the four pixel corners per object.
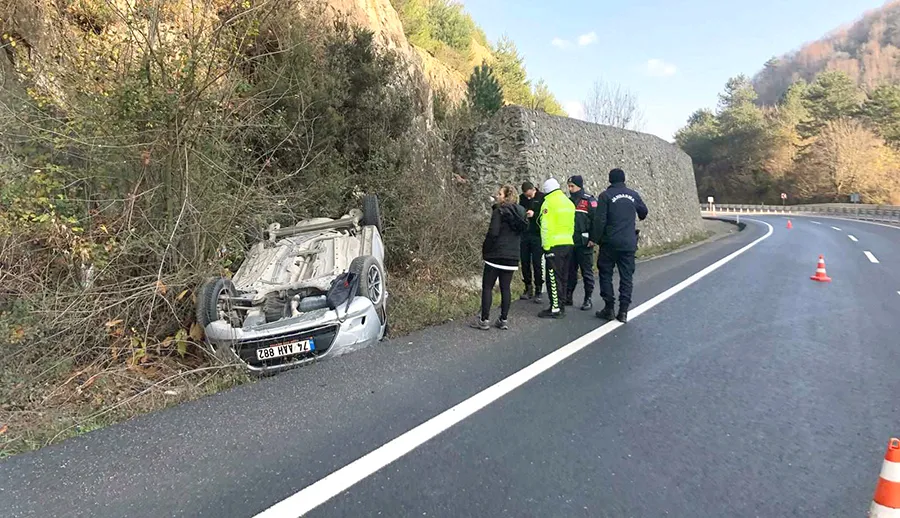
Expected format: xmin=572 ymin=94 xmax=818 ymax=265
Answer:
xmin=471 ymin=184 xmax=528 ymax=331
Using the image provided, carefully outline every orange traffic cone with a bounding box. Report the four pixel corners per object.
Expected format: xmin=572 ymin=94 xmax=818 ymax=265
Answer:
xmin=810 ymin=255 xmax=832 ymax=282
xmin=869 ymin=438 xmax=900 ymax=517
xmin=787 ymin=219 xmax=793 ymax=229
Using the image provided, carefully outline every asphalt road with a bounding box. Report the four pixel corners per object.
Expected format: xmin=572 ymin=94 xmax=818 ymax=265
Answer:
xmin=2 ymin=216 xmax=898 ymax=517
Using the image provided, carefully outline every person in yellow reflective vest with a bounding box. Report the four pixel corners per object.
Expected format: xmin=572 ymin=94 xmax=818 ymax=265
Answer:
xmin=537 ymin=178 xmax=575 ymax=318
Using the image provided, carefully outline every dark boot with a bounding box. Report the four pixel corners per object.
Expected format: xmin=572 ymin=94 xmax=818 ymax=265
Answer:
xmin=580 ymin=297 xmax=593 ymax=311
xmin=538 ymin=308 xmax=565 ymax=319
xmin=616 ymin=305 xmax=629 ymax=323
xmin=533 ymin=289 xmax=543 ymax=304
xmin=520 ymin=285 xmax=533 ymax=301
xmin=595 ymin=301 xmax=615 ymax=320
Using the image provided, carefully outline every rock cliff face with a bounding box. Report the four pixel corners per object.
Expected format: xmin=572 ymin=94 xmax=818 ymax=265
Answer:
xmin=325 ymin=0 xmax=467 ymax=105
xmin=455 ymin=106 xmax=705 ymax=247
xmin=0 ymin=0 xmax=466 ymax=115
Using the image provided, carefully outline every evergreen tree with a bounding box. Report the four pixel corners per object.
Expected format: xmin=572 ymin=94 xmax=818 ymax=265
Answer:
xmin=862 ymin=83 xmax=900 ymax=145
xmin=492 ymin=35 xmax=531 ymax=106
xmin=716 ymin=75 xmax=768 ymax=171
xmin=529 ymin=79 xmax=566 ymax=116
xmin=675 ymin=109 xmax=719 ymax=166
xmin=800 ymin=70 xmax=864 ymax=137
xmin=467 ymin=61 xmax=503 ymax=116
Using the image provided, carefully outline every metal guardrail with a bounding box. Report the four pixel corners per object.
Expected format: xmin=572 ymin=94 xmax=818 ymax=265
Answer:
xmin=699 ymin=203 xmax=900 ymax=225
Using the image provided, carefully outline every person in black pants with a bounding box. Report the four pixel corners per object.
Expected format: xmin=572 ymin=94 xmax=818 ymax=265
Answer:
xmin=565 ymin=175 xmax=598 ymax=311
xmin=518 ymin=181 xmax=545 ymax=304
xmin=471 ymin=184 xmax=528 ymax=331
xmin=590 ymin=168 xmax=649 ymax=323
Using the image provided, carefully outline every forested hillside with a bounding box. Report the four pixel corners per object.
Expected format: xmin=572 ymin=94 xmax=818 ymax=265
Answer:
xmin=677 ymin=3 xmax=900 ymax=206
xmin=753 ymin=1 xmax=900 ymax=105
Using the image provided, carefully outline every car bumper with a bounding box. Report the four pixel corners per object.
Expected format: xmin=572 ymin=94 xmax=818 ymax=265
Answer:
xmin=204 ymin=296 xmax=386 ymax=373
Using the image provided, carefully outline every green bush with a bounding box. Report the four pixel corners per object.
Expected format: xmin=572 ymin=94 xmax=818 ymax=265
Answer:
xmin=392 ymin=0 xmax=475 ymax=72
xmin=428 ymin=0 xmax=474 ymax=52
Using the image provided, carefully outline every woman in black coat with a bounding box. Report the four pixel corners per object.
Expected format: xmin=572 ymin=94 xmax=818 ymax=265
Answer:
xmin=471 ymin=184 xmax=528 ymax=330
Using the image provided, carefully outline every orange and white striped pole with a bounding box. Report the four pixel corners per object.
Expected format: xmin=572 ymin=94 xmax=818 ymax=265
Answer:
xmin=870 ymin=438 xmax=900 ymax=517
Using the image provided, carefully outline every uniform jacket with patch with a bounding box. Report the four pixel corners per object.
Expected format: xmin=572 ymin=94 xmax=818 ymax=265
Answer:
xmin=590 ymin=182 xmax=649 ymax=252
xmin=569 ymin=189 xmax=598 ymax=247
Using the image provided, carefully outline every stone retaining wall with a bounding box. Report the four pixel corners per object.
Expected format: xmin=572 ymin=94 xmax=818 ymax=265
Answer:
xmin=455 ymin=106 xmax=705 ymax=247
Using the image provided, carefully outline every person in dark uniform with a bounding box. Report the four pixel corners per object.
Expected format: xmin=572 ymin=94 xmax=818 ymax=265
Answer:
xmin=590 ymin=168 xmax=649 ymax=323
xmin=565 ymin=175 xmax=598 ymax=311
xmin=518 ymin=181 xmax=545 ymax=303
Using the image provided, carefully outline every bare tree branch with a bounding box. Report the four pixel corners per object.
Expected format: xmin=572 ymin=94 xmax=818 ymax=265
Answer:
xmin=582 ymin=78 xmax=647 ymax=131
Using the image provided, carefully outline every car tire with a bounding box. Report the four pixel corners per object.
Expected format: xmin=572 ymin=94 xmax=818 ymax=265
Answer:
xmin=196 ymin=276 xmax=235 ymax=329
xmin=362 ymin=194 xmax=383 ymax=234
xmin=349 ymin=255 xmax=385 ymax=308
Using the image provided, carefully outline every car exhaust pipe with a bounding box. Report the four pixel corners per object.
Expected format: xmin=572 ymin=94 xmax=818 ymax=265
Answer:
xmin=265 ymin=209 xmax=363 ymax=241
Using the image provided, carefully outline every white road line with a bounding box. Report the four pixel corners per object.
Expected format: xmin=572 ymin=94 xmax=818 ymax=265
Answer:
xmin=812 ymin=221 xmax=822 ymax=225
xmin=253 ymin=220 xmax=776 ymax=518
xmin=849 ymin=235 xmax=859 ymax=242
xmin=865 ymin=251 xmax=880 ymax=264
xmin=831 ymin=226 xmax=842 ymax=231
xmin=766 ymin=213 xmax=900 ymax=231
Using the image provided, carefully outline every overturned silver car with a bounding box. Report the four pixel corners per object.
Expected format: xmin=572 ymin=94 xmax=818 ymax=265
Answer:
xmin=196 ymin=195 xmax=388 ymax=373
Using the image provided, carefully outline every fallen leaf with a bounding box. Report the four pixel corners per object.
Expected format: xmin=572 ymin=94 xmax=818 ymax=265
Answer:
xmin=155 ymin=280 xmax=167 ymax=295
xmin=62 ymin=369 xmax=86 ymax=387
xmin=105 ymin=319 xmax=123 ymax=328
xmin=82 ymin=374 xmax=98 ymax=390
xmin=0 ymin=424 xmax=7 ymax=435
xmin=189 ymin=322 xmax=204 ymax=341
xmin=176 ymin=289 xmax=189 ymax=301
xmin=76 ymin=374 xmax=99 ymax=394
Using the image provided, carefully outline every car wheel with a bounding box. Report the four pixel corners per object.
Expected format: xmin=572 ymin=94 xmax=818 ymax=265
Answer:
xmin=196 ymin=276 xmax=236 ymax=329
xmin=362 ymin=194 xmax=383 ymax=234
xmin=349 ymin=255 xmax=385 ymax=308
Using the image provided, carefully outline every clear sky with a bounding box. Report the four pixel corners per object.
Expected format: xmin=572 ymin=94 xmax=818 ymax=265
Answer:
xmin=460 ymin=0 xmax=890 ymax=141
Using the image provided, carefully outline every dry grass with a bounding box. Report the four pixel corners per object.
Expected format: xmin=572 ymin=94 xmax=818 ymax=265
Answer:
xmin=0 ymin=355 xmax=249 ymax=458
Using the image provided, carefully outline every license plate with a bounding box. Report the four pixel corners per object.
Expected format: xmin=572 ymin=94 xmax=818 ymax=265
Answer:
xmin=256 ymin=339 xmax=315 ymax=361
